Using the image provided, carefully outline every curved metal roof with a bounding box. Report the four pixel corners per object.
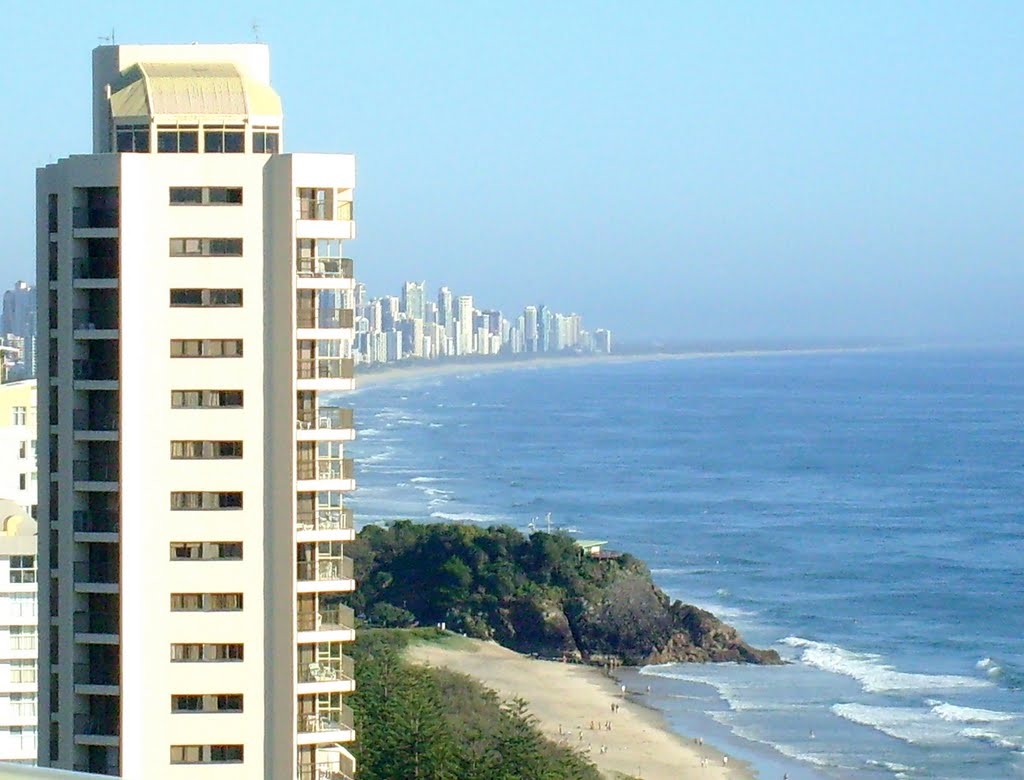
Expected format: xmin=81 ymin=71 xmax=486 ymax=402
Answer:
xmin=109 ymin=61 xmax=282 ymax=120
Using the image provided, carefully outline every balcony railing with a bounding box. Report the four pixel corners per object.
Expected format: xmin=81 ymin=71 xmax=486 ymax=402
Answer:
xmin=297 ymin=763 xmax=355 ymax=780
xmin=73 ymin=461 xmax=120 ymax=482
xmin=74 ymin=509 xmax=120 ymax=533
xmin=297 ymin=557 xmax=354 ymax=583
xmin=73 ymin=257 xmax=119 ymax=280
xmin=296 ymin=705 xmax=354 ymax=734
xmin=297 ymin=407 xmax=354 ymax=432
xmin=297 ymin=459 xmax=354 ymax=482
xmin=73 ymin=308 xmax=119 ymax=330
xmin=73 ymin=360 xmax=118 ymax=381
xmin=297 ymin=605 xmax=355 ymax=633
xmin=73 ymin=610 xmax=119 ymax=634
xmin=296 ymin=358 xmax=354 ymax=381
xmin=74 ymin=662 xmax=119 ymax=687
xmin=298 ymin=655 xmax=354 ymax=684
xmin=296 ymin=257 xmax=353 ymax=279
xmin=73 ymin=409 xmax=119 ymax=431
xmin=72 ymin=207 xmax=118 ymax=229
xmin=297 ymin=508 xmax=354 ymax=534
xmin=296 ymin=309 xmax=355 ymax=330
xmin=73 ymin=561 xmax=119 ymax=585
xmin=74 ymin=713 xmax=120 ymax=736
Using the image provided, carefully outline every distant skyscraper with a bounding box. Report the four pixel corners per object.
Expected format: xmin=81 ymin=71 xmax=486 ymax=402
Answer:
xmin=523 ymin=306 xmax=538 ymax=353
xmin=2 ymin=282 xmax=36 ymax=379
xmin=456 ymin=295 xmax=474 ymax=355
xmin=594 ymin=329 xmax=613 ymax=354
xmin=380 ymin=295 xmax=400 ymax=331
xmin=437 ymin=287 xmax=453 ymax=329
xmin=401 ymin=281 xmax=426 ymax=321
xmin=423 ymin=301 xmax=438 ymax=326
xmin=538 ymin=305 xmax=552 ymax=353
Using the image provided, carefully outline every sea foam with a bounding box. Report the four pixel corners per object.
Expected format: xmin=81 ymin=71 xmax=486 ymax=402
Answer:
xmin=782 ymin=637 xmax=991 ymax=694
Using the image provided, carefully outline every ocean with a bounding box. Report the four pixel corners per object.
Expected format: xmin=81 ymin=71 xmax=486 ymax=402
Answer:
xmin=340 ymin=347 xmax=1024 ymax=780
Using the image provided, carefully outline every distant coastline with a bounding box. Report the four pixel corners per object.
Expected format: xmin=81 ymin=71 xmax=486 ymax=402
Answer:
xmin=355 ymin=344 xmax=891 ymax=389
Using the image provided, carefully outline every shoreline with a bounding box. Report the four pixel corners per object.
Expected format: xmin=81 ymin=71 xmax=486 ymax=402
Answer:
xmin=354 ymin=345 xmax=892 ymax=389
xmin=407 ymin=637 xmax=754 ymax=780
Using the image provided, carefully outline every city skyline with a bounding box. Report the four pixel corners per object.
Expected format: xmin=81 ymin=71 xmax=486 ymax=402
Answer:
xmin=1 ymin=5 xmax=1021 ymax=344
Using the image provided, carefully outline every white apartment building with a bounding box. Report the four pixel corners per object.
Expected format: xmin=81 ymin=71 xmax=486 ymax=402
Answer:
xmin=37 ymin=44 xmax=357 ymax=779
xmin=0 ymin=383 xmax=38 ymax=517
xmin=0 ymin=501 xmax=38 ymax=765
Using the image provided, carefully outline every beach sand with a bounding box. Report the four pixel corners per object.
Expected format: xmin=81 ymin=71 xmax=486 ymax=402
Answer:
xmin=406 ymin=636 xmax=753 ymax=780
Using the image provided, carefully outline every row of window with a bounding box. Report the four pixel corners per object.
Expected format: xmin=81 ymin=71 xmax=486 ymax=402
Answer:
xmin=171 ymin=694 xmax=243 ymax=713
xmin=171 ymin=440 xmax=242 ymax=459
xmin=169 ymin=238 xmax=243 ymax=257
xmin=171 ymin=643 xmax=243 ymax=662
xmin=170 ymin=492 xmax=242 ymax=510
xmin=170 ymin=542 xmax=242 ymax=561
xmin=171 ymin=593 xmax=243 ymax=612
xmin=116 ymin=122 xmax=279 ymax=156
xmin=170 ymin=288 xmax=243 ymax=307
xmin=171 ymin=390 xmax=243 ymax=408
xmin=170 ymin=744 xmax=243 ymax=764
xmin=169 ymin=186 xmax=242 ymax=206
xmin=170 ymin=339 xmax=243 ymax=358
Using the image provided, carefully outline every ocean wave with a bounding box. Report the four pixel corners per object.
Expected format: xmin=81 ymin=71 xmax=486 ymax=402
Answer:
xmin=832 ymin=703 xmax=963 ymax=745
xmin=409 ymin=476 xmax=444 ymax=483
xmin=430 ymin=511 xmax=504 ymax=524
xmin=960 ymin=727 xmax=1024 ymax=752
xmin=781 ymin=637 xmax=991 ymax=694
xmin=358 ymin=428 xmax=382 ymax=437
xmin=928 ymin=701 xmax=1016 ymax=724
xmin=707 ymin=712 xmax=833 ymax=767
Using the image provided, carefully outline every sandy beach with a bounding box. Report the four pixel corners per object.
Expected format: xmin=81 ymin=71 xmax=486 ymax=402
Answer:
xmin=407 ymin=637 xmax=753 ymax=780
xmin=356 ymin=346 xmax=886 ymax=389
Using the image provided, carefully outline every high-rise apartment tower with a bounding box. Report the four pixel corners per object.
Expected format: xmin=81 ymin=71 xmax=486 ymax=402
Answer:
xmin=36 ymin=44 xmax=358 ymax=779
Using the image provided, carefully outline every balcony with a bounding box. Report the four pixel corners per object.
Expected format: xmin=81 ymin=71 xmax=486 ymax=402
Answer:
xmin=74 ymin=662 xmax=120 ymax=689
xmin=74 ymin=509 xmax=120 ymax=534
xmin=74 ymin=561 xmax=119 ymax=587
xmin=298 ymin=655 xmax=354 ymax=685
xmin=73 ymin=460 xmax=119 ymax=484
xmin=296 ymin=604 xmax=355 ymax=635
xmin=296 ymin=358 xmax=355 ymax=381
xmin=73 ymin=207 xmax=119 ymax=230
xmin=297 ymin=308 xmax=354 ymax=330
xmin=296 ymin=557 xmax=354 ymax=585
xmin=73 ymin=307 xmax=119 ymax=333
xmin=297 ymin=764 xmax=355 ymax=780
xmin=297 ymin=459 xmax=354 ymax=482
xmin=73 ymin=610 xmax=119 ymax=637
xmin=73 ymin=257 xmax=119 ymax=282
xmin=297 ymin=507 xmax=353 ymax=534
xmin=73 ymin=409 xmax=119 ymax=432
xmin=73 ymin=360 xmax=118 ymax=382
xmin=297 ymin=407 xmax=353 ymax=432
xmin=297 ymin=257 xmax=353 ymax=280
xmin=296 ymin=705 xmax=355 ymax=739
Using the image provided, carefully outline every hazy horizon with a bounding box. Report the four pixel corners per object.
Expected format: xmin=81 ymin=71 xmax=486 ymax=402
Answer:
xmin=3 ymin=2 xmax=1022 ymax=343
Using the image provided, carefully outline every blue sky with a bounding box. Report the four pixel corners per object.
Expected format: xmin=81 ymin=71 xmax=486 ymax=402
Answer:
xmin=3 ymin=1 xmax=1022 ymax=343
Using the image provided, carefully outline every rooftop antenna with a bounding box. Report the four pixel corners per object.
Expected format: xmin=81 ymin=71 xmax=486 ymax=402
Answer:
xmin=98 ymin=28 xmax=116 ymax=45
xmin=252 ymin=20 xmax=262 ymax=42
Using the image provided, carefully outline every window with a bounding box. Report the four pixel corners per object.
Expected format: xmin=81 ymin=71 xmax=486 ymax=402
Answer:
xmin=9 ymin=593 xmax=35 ymax=618
xmin=171 ymin=390 xmax=243 ymax=409
xmin=171 ymin=745 xmax=244 ymax=764
xmin=9 ymin=693 xmax=36 ymax=717
xmin=169 ymin=289 xmax=243 ymax=307
xmin=170 ymin=542 xmax=243 ymax=561
xmin=169 ymin=237 xmax=243 ymax=257
xmin=252 ymin=126 xmax=280 ymax=154
xmin=171 ymin=593 xmax=243 ymax=612
xmin=171 ymin=694 xmax=243 ymax=713
xmin=9 ymin=556 xmax=36 ymax=584
xmin=170 ymin=491 xmax=243 ymax=510
xmin=171 ymin=440 xmax=243 ymax=459
xmin=157 ymin=126 xmax=199 ymax=153
xmin=9 ymin=627 xmax=37 ymax=651
xmin=12 ymin=407 xmax=26 ymax=426
xmin=169 ymin=187 xmax=243 ymax=205
xmin=115 ymin=125 xmax=150 ymax=153
xmin=10 ymin=660 xmax=36 ymax=683
xmin=170 ymin=643 xmax=244 ymax=662
xmin=204 ymin=125 xmax=245 ymax=153
xmin=48 ymin=194 xmax=58 ymax=233
xmin=169 ymin=339 xmax=243 ymax=358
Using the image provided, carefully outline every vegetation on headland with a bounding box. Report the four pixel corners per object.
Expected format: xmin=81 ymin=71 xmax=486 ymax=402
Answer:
xmin=349 ymin=522 xmax=781 ymax=666
xmin=350 ymin=628 xmax=602 ymax=780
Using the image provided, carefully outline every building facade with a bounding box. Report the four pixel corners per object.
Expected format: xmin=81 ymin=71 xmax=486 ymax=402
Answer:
xmin=37 ymin=44 xmax=357 ymax=779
